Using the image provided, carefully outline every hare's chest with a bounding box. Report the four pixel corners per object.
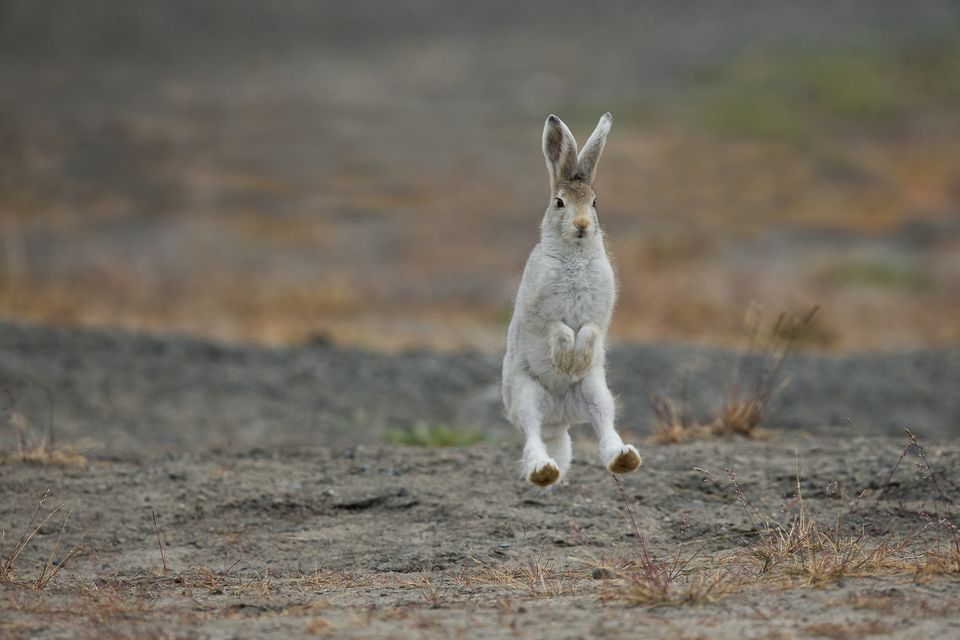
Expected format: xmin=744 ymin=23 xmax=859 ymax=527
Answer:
xmin=542 ymin=258 xmax=614 ymax=325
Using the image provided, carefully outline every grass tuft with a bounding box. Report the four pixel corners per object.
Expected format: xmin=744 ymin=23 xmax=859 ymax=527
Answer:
xmin=649 ymin=393 xmax=698 ymax=444
xmin=606 ymin=430 xmax=959 ymax=607
xmin=1 ymin=491 xmax=85 ymax=589
xmin=1 ymin=385 xmax=86 ymax=466
xmin=651 ymin=304 xmax=818 ymax=443
xmin=386 ymin=423 xmax=487 ymax=447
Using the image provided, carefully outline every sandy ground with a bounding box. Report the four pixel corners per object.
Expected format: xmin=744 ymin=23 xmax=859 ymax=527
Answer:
xmin=1 ymin=437 xmax=959 ymax=639
xmin=1 ymin=322 xmax=959 ymax=638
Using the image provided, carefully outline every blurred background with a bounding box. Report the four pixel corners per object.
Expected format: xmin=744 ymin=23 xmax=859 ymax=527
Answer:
xmin=1 ymin=0 xmax=959 ymax=353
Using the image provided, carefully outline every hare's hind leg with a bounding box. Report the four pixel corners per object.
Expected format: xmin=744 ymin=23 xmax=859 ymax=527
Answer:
xmin=580 ymin=370 xmax=642 ymax=474
xmin=542 ymin=426 xmax=572 ymax=480
xmin=508 ymin=374 xmax=561 ymax=487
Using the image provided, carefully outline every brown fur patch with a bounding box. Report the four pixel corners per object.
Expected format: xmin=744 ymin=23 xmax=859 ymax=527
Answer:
xmin=556 ymin=180 xmax=595 ymax=206
xmin=607 ymin=448 xmax=641 ymax=474
xmin=528 ymin=462 xmax=560 ymax=486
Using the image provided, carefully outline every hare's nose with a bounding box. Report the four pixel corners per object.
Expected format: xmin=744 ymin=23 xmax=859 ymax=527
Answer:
xmin=573 ymin=216 xmax=591 ymax=231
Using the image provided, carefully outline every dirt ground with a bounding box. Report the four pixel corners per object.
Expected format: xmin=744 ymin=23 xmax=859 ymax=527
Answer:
xmin=2 ymin=4 xmax=959 ymax=637
xmin=1 ymin=321 xmax=958 ymax=455
xmin=2 ymin=436 xmax=959 ymax=639
xmin=1 ymin=321 xmax=959 ymax=639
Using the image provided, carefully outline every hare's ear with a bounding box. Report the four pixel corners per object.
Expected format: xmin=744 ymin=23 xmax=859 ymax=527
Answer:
xmin=576 ymin=112 xmax=612 ymax=185
xmin=542 ymin=115 xmax=579 ymax=189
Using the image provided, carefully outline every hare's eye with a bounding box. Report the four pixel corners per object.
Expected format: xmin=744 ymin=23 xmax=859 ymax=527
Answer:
xmin=555 ymin=198 xmax=564 ymax=209
xmin=592 ymin=198 xmax=597 ymax=207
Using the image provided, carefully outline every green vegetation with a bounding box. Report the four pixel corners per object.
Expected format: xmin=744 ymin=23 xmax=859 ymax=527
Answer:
xmin=386 ymin=423 xmax=487 ymax=447
xmin=686 ymin=30 xmax=960 ymax=139
xmin=556 ymin=28 xmax=960 ymax=139
xmin=819 ymin=259 xmax=933 ymax=290
xmin=692 ymin=51 xmax=900 ymax=139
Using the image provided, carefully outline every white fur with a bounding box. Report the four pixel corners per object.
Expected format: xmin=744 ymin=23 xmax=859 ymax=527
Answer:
xmin=502 ymin=113 xmax=641 ymax=487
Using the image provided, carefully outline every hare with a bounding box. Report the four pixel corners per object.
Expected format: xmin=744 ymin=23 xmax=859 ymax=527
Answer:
xmin=502 ymin=113 xmax=641 ymax=487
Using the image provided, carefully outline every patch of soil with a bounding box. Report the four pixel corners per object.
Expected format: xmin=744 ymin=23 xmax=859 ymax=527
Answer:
xmin=0 ymin=321 xmax=957 ymax=456
xmin=1 ymin=437 xmax=958 ymax=638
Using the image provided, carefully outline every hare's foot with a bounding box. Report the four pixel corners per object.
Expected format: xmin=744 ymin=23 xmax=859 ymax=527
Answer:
xmin=526 ymin=459 xmax=561 ymax=487
xmin=603 ymin=444 xmax=642 ymax=474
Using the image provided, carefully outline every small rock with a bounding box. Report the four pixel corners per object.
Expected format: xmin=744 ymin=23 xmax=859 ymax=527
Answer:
xmin=592 ymin=567 xmax=614 ymax=580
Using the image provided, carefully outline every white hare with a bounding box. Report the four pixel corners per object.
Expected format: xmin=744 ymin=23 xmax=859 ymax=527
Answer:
xmin=502 ymin=113 xmax=641 ymax=487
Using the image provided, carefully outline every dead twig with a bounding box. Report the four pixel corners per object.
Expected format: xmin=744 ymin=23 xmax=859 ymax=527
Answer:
xmin=152 ymin=510 xmax=168 ymax=575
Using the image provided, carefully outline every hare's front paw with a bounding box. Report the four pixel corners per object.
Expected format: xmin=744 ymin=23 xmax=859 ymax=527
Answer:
xmin=527 ymin=460 xmax=561 ymax=487
xmin=551 ymin=344 xmax=574 ymax=374
xmin=570 ymin=330 xmax=597 ymax=378
xmin=549 ymin=330 xmax=575 ymax=374
xmin=603 ymin=444 xmax=642 ymax=474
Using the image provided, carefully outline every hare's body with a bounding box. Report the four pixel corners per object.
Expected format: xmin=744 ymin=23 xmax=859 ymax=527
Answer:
xmin=503 ymin=243 xmax=614 ymax=397
xmin=502 ymin=113 xmax=641 ymax=487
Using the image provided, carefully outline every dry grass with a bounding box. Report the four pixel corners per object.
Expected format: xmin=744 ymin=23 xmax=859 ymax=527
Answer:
xmin=605 ymin=430 xmax=959 ymax=606
xmin=1 ymin=491 xmax=85 ymax=589
xmin=649 ymin=393 xmax=702 ymax=445
xmin=1 ymin=566 xmax=335 ymax=638
xmin=1 ymin=386 xmax=86 ymax=467
xmin=598 ymin=552 xmax=746 ymax=607
xmin=4 ymin=556 xmax=589 ymax=634
xmin=455 ymin=557 xmax=585 ymax=598
xmin=651 ymin=305 xmax=818 ymax=444
xmin=68 ymin=564 xmax=380 ymax=609
xmin=711 ymin=305 xmax=818 ymax=437
xmin=702 ymin=467 xmax=919 ymax=586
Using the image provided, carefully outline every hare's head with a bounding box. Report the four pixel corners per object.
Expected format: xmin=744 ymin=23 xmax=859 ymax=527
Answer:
xmin=540 ymin=113 xmax=611 ymax=244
